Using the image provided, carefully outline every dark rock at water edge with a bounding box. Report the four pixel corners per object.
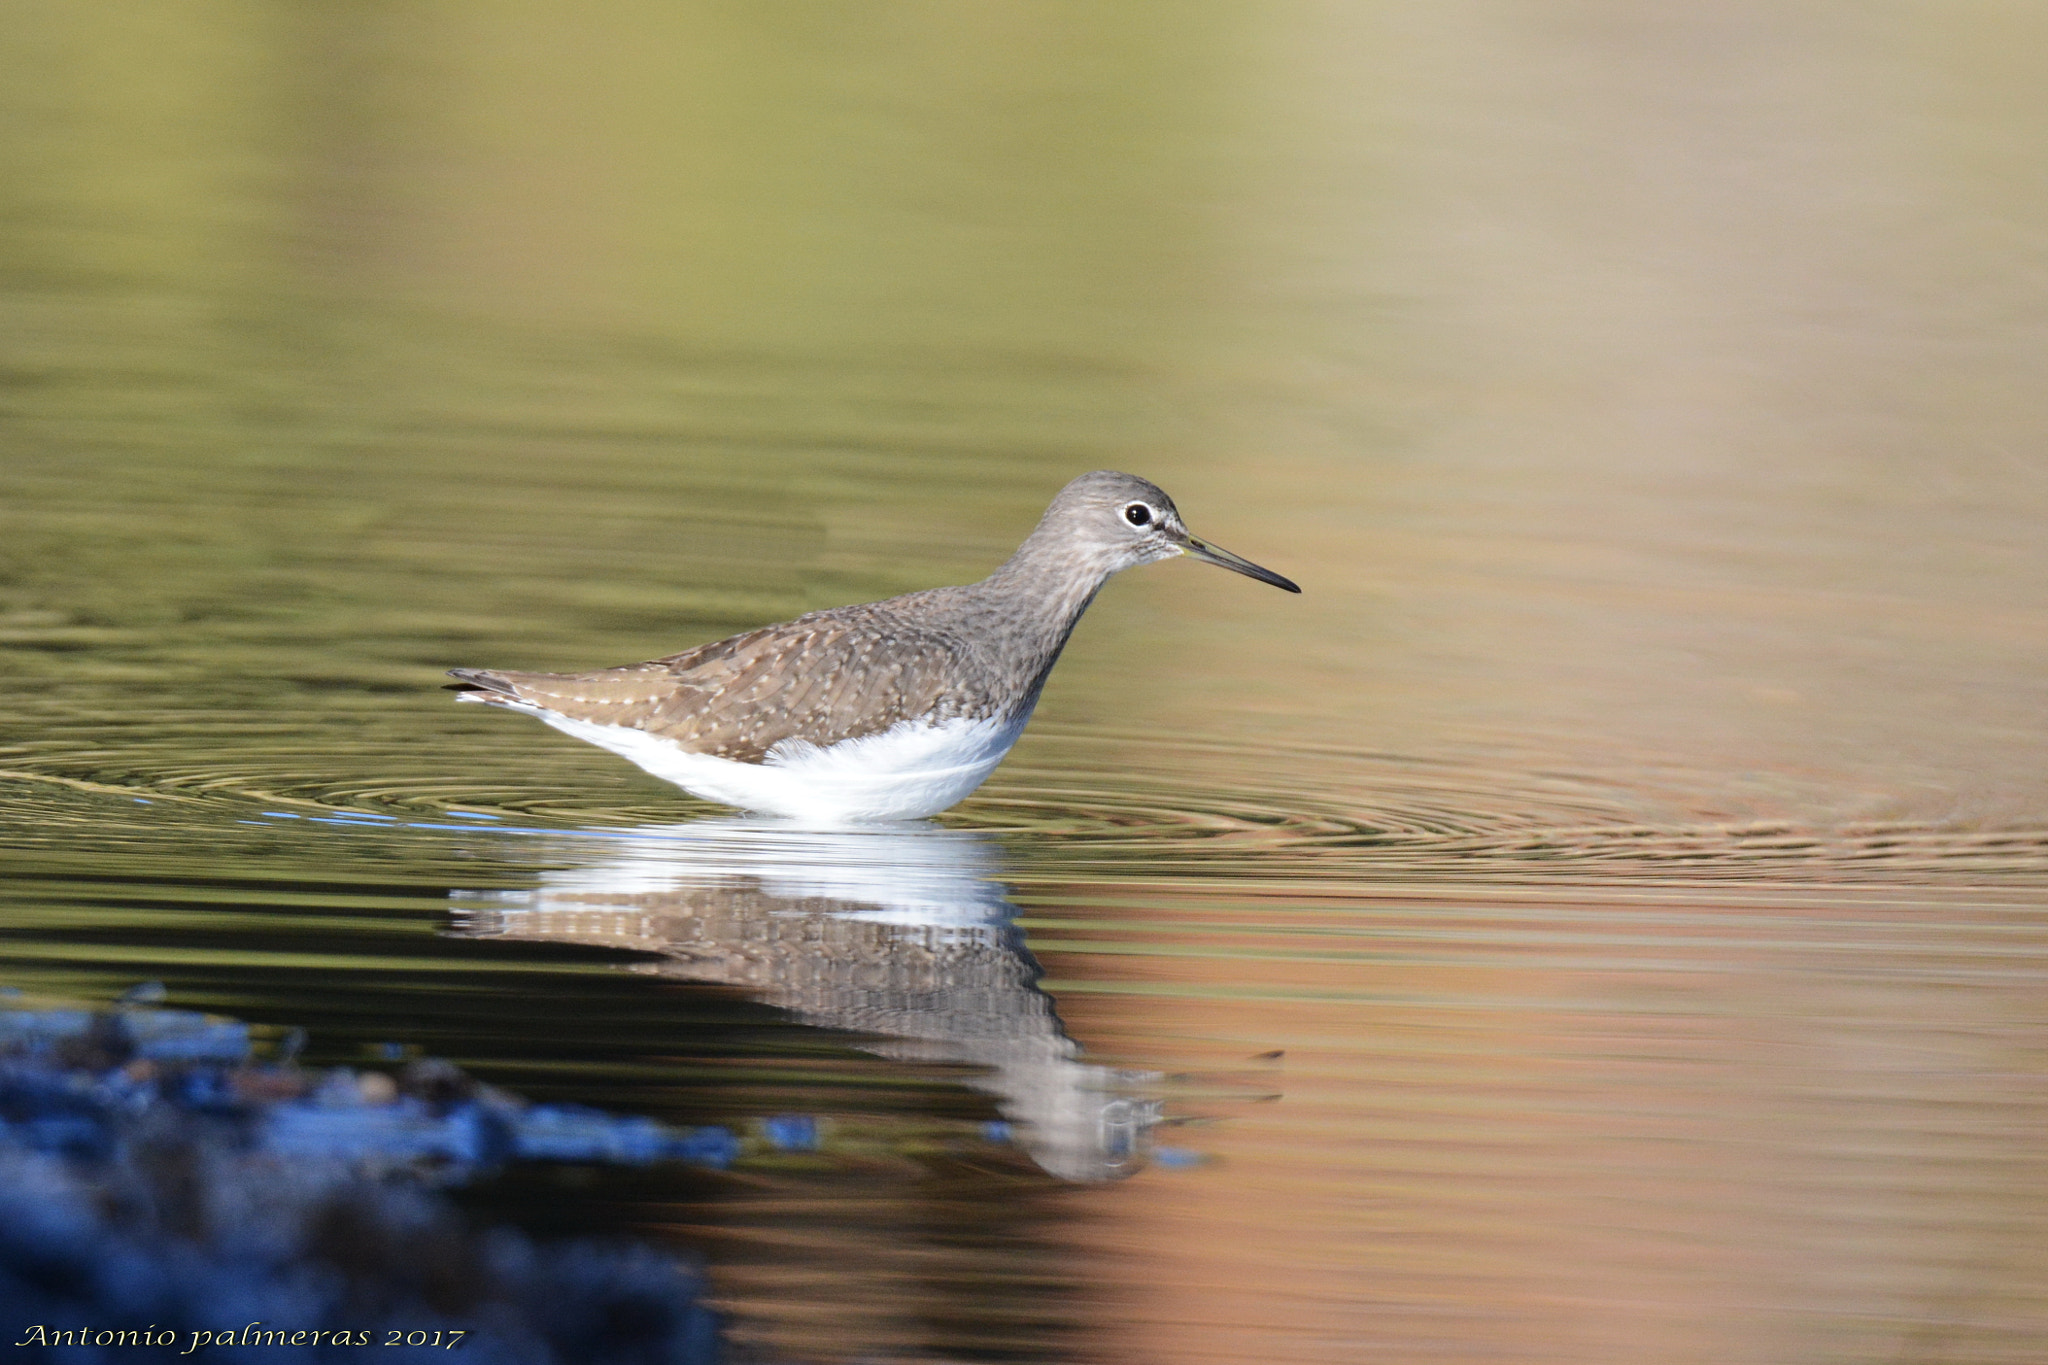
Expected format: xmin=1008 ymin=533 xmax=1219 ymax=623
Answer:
xmin=0 ymin=1000 xmax=740 ymax=1363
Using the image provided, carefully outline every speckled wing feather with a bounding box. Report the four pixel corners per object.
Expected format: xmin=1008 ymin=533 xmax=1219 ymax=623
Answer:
xmin=450 ymin=600 xmax=990 ymax=763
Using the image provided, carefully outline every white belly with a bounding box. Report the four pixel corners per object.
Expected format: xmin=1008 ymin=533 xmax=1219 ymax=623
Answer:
xmin=488 ymin=702 xmax=1028 ymax=824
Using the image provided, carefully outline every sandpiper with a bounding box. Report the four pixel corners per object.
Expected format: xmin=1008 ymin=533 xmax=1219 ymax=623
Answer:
xmin=449 ymin=470 xmax=1298 ymax=823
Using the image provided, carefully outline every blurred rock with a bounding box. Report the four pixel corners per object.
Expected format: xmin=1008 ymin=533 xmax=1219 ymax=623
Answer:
xmin=0 ymin=1001 xmax=746 ymax=1363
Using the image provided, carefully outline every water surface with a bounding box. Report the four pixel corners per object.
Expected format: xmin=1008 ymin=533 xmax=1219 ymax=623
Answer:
xmin=4 ymin=4 xmax=2047 ymax=1362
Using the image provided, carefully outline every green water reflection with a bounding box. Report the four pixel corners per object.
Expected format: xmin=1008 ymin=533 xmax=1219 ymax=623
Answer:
xmin=5 ymin=3 xmax=2048 ymax=1362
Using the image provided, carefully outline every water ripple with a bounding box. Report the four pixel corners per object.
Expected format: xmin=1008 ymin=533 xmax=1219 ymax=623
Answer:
xmin=5 ymin=722 xmax=2044 ymax=887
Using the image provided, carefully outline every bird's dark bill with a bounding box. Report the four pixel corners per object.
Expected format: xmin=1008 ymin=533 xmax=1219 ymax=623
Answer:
xmin=1184 ymin=536 xmax=1301 ymax=593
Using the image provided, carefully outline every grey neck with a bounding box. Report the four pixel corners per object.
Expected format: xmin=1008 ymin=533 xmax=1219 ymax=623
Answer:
xmin=957 ymin=529 xmax=1119 ymax=712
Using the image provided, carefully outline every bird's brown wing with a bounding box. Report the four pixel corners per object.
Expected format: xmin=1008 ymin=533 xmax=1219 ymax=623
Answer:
xmin=448 ymin=608 xmax=979 ymax=763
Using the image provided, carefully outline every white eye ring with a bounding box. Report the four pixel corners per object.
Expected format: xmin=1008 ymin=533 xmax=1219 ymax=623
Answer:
xmin=1123 ymin=503 xmax=1154 ymax=527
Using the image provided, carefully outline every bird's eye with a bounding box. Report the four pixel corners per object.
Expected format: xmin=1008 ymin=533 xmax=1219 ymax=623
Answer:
xmin=1124 ymin=503 xmax=1153 ymax=527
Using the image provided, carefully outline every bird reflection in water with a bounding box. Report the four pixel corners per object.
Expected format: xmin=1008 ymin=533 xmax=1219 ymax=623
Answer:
xmin=452 ymin=821 xmax=1160 ymax=1181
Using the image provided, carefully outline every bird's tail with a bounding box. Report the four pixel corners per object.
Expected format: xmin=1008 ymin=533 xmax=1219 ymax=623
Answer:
xmin=445 ymin=668 xmax=521 ymax=703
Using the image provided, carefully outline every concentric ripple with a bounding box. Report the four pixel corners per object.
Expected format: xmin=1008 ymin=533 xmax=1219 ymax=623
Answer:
xmin=5 ymin=704 xmax=2045 ymax=888
xmin=945 ymin=729 xmax=2048 ymax=886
